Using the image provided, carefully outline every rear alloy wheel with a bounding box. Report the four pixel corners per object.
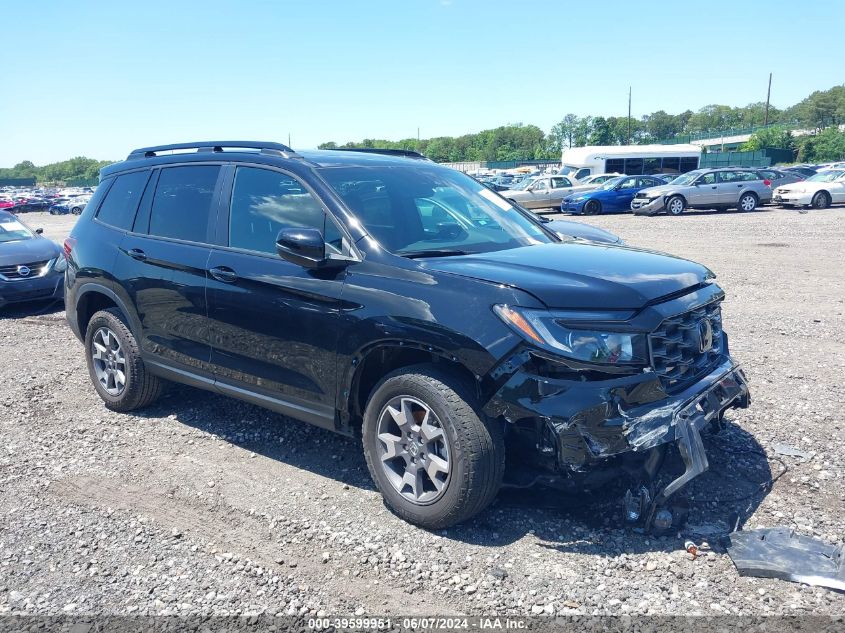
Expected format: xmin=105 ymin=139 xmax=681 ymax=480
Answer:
xmin=812 ymin=191 xmax=831 ymax=210
xmin=71 ymin=206 xmax=82 ymax=215
xmin=85 ymin=308 xmax=164 ymax=411
xmin=362 ymin=364 xmax=504 ymax=529
xmin=738 ymin=193 xmax=758 ymax=212
xmin=584 ymin=199 xmax=602 ymax=215
xmin=666 ymin=196 xmax=685 ymax=215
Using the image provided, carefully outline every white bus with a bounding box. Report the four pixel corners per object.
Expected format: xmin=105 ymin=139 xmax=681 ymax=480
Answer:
xmin=559 ymin=144 xmax=702 ymax=181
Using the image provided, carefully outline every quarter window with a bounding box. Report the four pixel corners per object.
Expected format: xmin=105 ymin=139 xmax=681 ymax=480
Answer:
xmin=229 ymin=166 xmax=327 ymax=255
xmin=96 ymin=171 xmax=150 ymax=230
xmin=149 ymin=166 xmax=219 ymax=242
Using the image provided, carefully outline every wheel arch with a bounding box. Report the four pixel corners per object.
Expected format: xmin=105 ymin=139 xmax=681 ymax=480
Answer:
xmin=75 ymin=284 xmax=140 ymax=342
xmin=344 ymin=341 xmax=484 ymax=432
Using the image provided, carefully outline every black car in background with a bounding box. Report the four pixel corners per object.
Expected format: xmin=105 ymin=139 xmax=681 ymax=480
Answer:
xmin=0 ymin=211 xmax=66 ymax=308
xmin=64 ymin=142 xmax=750 ymax=530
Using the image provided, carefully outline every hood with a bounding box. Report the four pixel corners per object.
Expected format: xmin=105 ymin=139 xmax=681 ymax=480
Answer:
xmin=0 ymin=235 xmax=61 ymax=267
xmin=422 ymin=242 xmax=712 ymax=310
xmin=637 ymin=184 xmax=680 ymax=197
xmin=544 ymin=219 xmax=622 ymax=244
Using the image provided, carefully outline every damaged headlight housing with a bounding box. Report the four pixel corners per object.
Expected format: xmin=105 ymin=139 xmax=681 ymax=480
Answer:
xmin=493 ymin=305 xmax=648 ymax=365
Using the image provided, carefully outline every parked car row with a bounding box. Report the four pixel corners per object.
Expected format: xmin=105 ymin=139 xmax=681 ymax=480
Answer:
xmin=0 ymin=186 xmax=93 ymax=215
xmin=556 ymin=167 xmax=824 ymax=216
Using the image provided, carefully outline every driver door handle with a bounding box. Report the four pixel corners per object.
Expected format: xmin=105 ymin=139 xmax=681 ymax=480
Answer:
xmin=128 ymin=248 xmax=146 ymax=261
xmin=209 ymin=266 xmax=237 ymax=283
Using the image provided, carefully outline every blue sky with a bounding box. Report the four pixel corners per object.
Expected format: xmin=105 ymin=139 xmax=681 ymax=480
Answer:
xmin=1 ymin=0 xmax=841 ymax=166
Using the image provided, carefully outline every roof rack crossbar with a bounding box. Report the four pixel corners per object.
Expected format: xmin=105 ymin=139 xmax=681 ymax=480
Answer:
xmin=127 ymin=141 xmax=299 ymax=160
xmin=334 ymin=148 xmax=429 ymax=160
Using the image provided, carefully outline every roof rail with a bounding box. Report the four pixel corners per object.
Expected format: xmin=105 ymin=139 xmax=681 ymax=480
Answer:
xmin=333 ymin=148 xmax=429 ymax=160
xmin=126 ymin=141 xmax=300 ymax=160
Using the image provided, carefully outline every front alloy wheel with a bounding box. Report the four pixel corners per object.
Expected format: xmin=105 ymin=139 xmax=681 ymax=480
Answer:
xmin=376 ymin=396 xmax=451 ymax=504
xmin=362 ymin=364 xmax=504 ymax=529
xmin=666 ymin=196 xmax=685 ymax=215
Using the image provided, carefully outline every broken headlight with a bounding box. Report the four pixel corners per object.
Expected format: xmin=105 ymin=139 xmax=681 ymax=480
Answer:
xmin=494 ymin=305 xmax=648 ymax=365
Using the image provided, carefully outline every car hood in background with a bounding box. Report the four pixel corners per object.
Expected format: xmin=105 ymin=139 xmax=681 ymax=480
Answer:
xmin=422 ymin=242 xmax=711 ymax=310
xmin=543 ymin=219 xmax=622 ymax=244
xmin=0 ymin=236 xmax=61 ymax=267
xmin=636 ymin=185 xmax=683 ymax=197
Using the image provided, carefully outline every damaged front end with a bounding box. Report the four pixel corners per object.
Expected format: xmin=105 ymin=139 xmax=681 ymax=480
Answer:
xmin=484 ymin=284 xmax=751 ymax=531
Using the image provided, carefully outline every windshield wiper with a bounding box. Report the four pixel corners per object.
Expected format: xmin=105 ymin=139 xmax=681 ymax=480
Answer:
xmin=397 ymin=249 xmax=472 ymax=259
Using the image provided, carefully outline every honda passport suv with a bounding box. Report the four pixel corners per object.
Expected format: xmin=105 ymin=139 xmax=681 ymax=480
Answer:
xmin=632 ymin=168 xmax=772 ymax=215
xmin=64 ymin=142 xmax=750 ymax=530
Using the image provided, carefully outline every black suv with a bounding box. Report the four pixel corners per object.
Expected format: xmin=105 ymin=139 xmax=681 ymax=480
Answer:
xmin=65 ymin=141 xmax=750 ymax=530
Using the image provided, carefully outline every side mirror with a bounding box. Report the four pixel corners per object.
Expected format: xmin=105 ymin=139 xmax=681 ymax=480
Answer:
xmin=35 ymin=228 xmax=44 ymax=234
xmin=275 ymin=227 xmax=327 ymax=268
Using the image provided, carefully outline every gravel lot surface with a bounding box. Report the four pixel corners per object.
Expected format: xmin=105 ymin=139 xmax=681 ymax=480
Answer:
xmin=1 ymin=207 xmax=844 ymax=617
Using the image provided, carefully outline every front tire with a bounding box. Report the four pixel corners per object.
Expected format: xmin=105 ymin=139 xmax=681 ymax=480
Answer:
xmin=666 ymin=195 xmax=685 ymax=216
xmin=812 ymin=191 xmax=831 ymax=209
xmin=584 ymin=199 xmax=602 ymax=215
xmin=738 ymin=192 xmax=758 ymax=212
xmin=84 ymin=308 xmax=164 ymax=411
xmin=362 ymin=364 xmax=504 ymax=529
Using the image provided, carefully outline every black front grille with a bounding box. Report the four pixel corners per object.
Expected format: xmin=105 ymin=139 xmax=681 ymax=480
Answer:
xmin=0 ymin=260 xmax=50 ymax=280
xmin=649 ymin=301 xmax=724 ymax=392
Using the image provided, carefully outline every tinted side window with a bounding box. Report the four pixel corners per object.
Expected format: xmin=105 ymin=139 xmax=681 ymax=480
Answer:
xmin=229 ymin=167 xmax=325 ymax=255
xmin=149 ymin=166 xmax=220 ymax=242
xmin=96 ymin=171 xmax=150 ymax=230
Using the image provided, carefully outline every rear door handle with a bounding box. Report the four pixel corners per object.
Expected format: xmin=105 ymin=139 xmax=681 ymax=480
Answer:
xmin=209 ymin=266 xmax=237 ymax=283
xmin=128 ymin=248 xmax=146 ymax=261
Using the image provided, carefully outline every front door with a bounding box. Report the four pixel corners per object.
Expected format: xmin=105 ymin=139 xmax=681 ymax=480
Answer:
xmin=205 ymin=165 xmax=348 ymax=429
xmin=689 ymin=171 xmax=719 ymax=206
xmin=525 ymin=178 xmax=551 ymax=209
xmin=549 ymin=176 xmax=574 ymax=207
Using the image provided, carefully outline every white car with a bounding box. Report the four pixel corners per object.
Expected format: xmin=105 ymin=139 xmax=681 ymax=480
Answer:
xmin=577 ymin=173 xmax=623 ymax=189
xmin=772 ymin=169 xmax=845 ymax=209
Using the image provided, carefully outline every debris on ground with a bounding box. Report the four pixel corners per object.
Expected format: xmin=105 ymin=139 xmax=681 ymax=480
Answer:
xmin=726 ymin=528 xmax=845 ymax=593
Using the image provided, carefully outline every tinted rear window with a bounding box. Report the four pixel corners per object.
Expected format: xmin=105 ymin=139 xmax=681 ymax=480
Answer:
xmin=149 ymin=166 xmax=220 ymax=242
xmin=96 ymin=171 xmax=150 ymax=230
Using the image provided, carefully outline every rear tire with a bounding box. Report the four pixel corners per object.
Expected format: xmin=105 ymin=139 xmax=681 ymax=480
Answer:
xmin=84 ymin=308 xmax=164 ymax=412
xmin=812 ymin=191 xmax=831 ymax=209
xmin=362 ymin=364 xmax=504 ymax=529
xmin=666 ymin=196 xmax=685 ymax=215
xmin=584 ymin=199 xmax=602 ymax=215
xmin=738 ymin=192 xmax=758 ymax=212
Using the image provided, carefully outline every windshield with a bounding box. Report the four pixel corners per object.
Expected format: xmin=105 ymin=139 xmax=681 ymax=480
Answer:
xmin=598 ymin=176 xmax=626 ymax=191
xmin=669 ymin=170 xmax=704 ymax=186
xmin=807 ymin=170 xmax=845 ymax=182
xmin=318 ymin=165 xmax=553 ymax=256
xmin=513 ymin=177 xmax=538 ymax=191
xmin=0 ymin=215 xmax=34 ymax=243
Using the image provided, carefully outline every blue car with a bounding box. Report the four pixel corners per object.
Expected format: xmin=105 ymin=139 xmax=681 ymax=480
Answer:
xmin=561 ymin=175 xmax=665 ymax=215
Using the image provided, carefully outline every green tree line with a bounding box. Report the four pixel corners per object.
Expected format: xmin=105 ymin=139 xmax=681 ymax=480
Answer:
xmin=321 ymin=85 xmax=845 ymax=163
xmin=0 ymin=157 xmax=112 ymax=185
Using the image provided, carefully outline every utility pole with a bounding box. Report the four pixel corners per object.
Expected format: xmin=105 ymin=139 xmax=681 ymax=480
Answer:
xmin=764 ymin=73 xmax=772 ymax=127
xmin=627 ymin=86 xmax=632 ymax=145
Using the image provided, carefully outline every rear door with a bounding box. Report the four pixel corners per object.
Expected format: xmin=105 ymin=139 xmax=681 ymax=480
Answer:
xmin=117 ymin=164 xmax=222 ymax=373
xmin=715 ymin=170 xmax=746 ymax=205
xmin=205 ymin=165 xmax=350 ymax=429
